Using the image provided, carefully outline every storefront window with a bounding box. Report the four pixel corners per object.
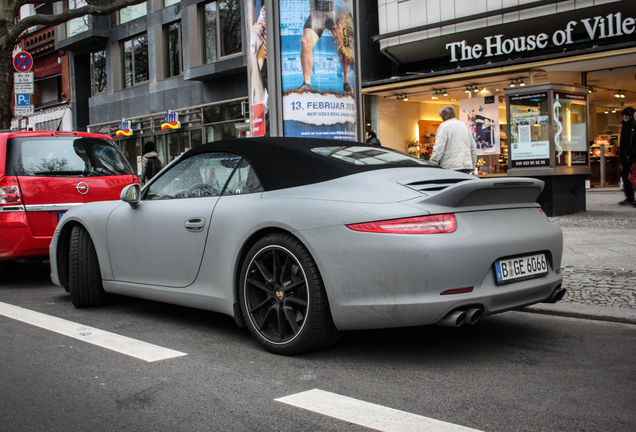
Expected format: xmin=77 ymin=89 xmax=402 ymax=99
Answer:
xmin=508 ymin=93 xmax=550 ymax=169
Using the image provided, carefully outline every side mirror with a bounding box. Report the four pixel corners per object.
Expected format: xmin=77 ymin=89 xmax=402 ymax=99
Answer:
xmin=121 ymin=184 xmax=141 ymax=209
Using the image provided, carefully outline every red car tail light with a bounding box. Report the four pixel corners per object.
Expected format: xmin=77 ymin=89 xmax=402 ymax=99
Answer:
xmin=347 ymin=214 xmax=457 ymax=234
xmin=0 ymin=176 xmax=22 ymax=206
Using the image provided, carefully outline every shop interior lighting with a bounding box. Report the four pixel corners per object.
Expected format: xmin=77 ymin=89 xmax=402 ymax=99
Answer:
xmin=613 ymin=90 xmax=626 ymax=98
xmin=464 ymin=85 xmax=479 ymax=93
xmin=604 ymin=108 xmax=609 ymax=114
xmin=395 ymin=94 xmax=408 ymax=101
xmin=510 ymin=79 xmax=526 ymax=87
xmin=611 ymin=108 xmax=617 ymax=113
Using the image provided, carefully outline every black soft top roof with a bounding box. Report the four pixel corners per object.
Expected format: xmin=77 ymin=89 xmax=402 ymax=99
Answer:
xmin=186 ymin=137 xmax=435 ymax=191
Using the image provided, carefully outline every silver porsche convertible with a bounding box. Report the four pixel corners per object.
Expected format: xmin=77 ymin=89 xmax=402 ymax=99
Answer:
xmin=50 ymin=137 xmax=564 ymax=355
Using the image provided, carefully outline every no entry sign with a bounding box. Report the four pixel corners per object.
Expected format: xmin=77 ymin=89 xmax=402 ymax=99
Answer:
xmin=13 ymin=51 xmax=33 ymax=72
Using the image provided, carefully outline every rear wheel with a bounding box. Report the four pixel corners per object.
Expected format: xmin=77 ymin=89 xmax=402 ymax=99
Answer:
xmin=68 ymin=225 xmax=106 ymax=307
xmin=239 ymin=233 xmax=339 ymax=355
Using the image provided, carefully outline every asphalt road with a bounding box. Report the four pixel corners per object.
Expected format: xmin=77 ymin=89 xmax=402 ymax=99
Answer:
xmin=1 ymin=261 xmax=635 ymax=432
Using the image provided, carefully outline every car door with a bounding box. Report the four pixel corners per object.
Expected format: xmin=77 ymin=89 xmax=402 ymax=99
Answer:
xmin=106 ymin=152 xmax=242 ymax=288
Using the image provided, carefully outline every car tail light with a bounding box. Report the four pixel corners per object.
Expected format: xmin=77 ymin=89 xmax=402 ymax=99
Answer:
xmin=538 ymin=207 xmax=549 ymax=220
xmin=346 ymin=214 xmax=457 ymax=234
xmin=0 ymin=176 xmax=22 ymax=206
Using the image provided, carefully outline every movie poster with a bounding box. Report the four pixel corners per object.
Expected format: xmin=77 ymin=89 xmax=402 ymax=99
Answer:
xmin=279 ymin=0 xmax=357 ymax=140
xmin=245 ymin=0 xmax=269 ymax=137
xmin=459 ymin=96 xmax=500 ymax=155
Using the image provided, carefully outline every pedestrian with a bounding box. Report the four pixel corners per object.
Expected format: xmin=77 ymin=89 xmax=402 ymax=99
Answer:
xmin=365 ymin=130 xmax=381 ymax=146
xmin=619 ymin=107 xmax=635 ymax=205
xmin=430 ymin=105 xmax=477 ymax=173
xmin=141 ymin=141 xmax=162 ymax=184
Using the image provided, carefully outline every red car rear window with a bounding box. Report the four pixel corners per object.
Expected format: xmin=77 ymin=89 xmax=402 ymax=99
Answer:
xmin=5 ymin=136 xmax=134 ymax=177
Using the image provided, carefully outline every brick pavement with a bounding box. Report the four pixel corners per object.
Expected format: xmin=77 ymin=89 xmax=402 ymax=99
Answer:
xmin=550 ymin=187 xmax=636 ymax=311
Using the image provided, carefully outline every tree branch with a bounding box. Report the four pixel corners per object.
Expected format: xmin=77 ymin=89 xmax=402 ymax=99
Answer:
xmin=8 ymin=0 xmax=147 ymax=41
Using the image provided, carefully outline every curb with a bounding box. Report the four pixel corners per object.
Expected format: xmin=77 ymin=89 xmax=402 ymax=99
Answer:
xmin=519 ymin=302 xmax=636 ymax=325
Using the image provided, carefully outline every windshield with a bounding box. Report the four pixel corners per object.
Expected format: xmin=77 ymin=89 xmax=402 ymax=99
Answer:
xmin=7 ymin=137 xmax=134 ymax=177
xmin=311 ymin=146 xmax=435 ymax=166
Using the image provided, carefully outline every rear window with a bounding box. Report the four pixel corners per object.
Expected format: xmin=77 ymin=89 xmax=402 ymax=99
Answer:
xmin=311 ymin=146 xmax=435 ymax=166
xmin=6 ymin=137 xmax=134 ymax=177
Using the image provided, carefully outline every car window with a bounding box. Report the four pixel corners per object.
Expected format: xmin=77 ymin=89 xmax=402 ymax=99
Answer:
xmin=8 ymin=137 xmax=133 ymax=177
xmin=222 ymin=160 xmax=263 ymax=196
xmin=311 ymin=146 xmax=434 ymax=166
xmin=145 ymin=152 xmax=256 ymax=200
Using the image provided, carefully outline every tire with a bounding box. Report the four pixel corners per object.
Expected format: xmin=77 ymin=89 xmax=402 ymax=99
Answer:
xmin=68 ymin=225 xmax=106 ymax=307
xmin=239 ymin=233 xmax=339 ymax=355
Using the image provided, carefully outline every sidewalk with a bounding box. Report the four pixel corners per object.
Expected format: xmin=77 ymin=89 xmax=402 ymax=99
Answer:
xmin=522 ymin=187 xmax=636 ymax=324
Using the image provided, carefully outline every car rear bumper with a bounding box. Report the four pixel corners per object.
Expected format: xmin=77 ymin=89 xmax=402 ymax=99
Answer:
xmin=298 ymin=207 xmax=564 ymax=331
xmin=0 ymin=212 xmax=51 ymax=261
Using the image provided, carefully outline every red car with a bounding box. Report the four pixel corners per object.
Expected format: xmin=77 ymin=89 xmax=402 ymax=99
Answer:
xmin=0 ymin=131 xmax=137 ymax=276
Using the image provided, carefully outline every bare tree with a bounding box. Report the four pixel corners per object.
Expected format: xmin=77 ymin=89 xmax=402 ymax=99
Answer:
xmin=0 ymin=0 xmax=147 ymax=129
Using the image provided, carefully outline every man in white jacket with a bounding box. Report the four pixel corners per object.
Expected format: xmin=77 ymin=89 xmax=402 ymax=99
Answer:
xmin=430 ymin=105 xmax=477 ymax=173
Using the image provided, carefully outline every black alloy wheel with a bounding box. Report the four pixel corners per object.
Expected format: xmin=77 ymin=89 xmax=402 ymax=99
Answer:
xmin=68 ymin=225 xmax=106 ymax=307
xmin=239 ymin=233 xmax=339 ymax=355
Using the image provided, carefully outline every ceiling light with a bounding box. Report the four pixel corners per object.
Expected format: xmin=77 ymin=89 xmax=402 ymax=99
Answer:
xmin=443 ymin=90 xmax=448 ymax=96
xmin=403 ymin=95 xmax=409 ymax=101
xmin=614 ymin=90 xmax=626 ymax=98
xmin=431 ymin=95 xmax=438 ymax=99
xmin=604 ymin=109 xmax=609 ymax=114
xmin=510 ymin=79 xmax=525 ymax=87
xmin=611 ymin=108 xmax=617 ymax=113
xmin=464 ymin=86 xmax=471 ymax=93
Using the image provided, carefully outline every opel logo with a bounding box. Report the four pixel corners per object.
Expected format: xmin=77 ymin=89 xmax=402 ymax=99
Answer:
xmin=76 ymin=182 xmax=89 ymax=195
xmin=275 ymin=290 xmax=284 ymax=301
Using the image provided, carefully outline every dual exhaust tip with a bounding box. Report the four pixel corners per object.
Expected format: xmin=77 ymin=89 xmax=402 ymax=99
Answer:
xmin=437 ymin=286 xmax=566 ymax=327
xmin=436 ymin=308 xmax=483 ymax=327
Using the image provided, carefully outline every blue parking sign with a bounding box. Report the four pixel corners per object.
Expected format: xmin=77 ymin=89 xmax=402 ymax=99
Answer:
xmin=17 ymin=94 xmax=30 ymax=106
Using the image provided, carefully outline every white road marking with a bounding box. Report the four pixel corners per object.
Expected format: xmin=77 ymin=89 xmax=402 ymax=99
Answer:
xmin=0 ymin=302 xmax=187 ymax=362
xmin=276 ymin=389 xmax=484 ymax=432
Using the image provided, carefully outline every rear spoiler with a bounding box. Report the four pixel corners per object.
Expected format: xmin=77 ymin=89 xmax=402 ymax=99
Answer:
xmin=401 ymin=177 xmax=544 ymax=209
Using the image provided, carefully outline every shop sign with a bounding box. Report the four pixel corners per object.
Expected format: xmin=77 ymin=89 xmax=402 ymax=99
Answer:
xmin=116 ymin=119 xmax=132 ymax=137
xmin=161 ymin=110 xmax=181 ymax=130
xmin=446 ymin=11 xmax=635 ymax=63
xmin=33 ymin=51 xmax=62 ymax=79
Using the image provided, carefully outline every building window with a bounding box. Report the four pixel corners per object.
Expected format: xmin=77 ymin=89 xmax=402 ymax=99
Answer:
xmin=123 ymin=34 xmax=149 ymax=88
xmin=119 ymin=2 xmax=147 ymax=25
xmin=66 ymin=0 xmax=89 ymax=37
xmin=203 ymin=1 xmax=242 ymax=64
xmin=164 ymin=0 xmax=180 ymax=7
xmin=90 ymin=49 xmax=107 ymax=95
xmin=165 ymin=21 xmax=182 ymax=78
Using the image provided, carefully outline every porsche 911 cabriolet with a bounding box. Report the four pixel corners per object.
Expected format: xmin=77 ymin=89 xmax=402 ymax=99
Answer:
xmin=50 ymin=137 xmax=564 ymax=355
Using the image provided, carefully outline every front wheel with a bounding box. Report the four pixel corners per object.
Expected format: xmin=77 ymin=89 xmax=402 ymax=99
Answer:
xmin=68 ymin=225 xmax=106 ymax=307
xmin=239 ymin=233 xmax=339 ymax=355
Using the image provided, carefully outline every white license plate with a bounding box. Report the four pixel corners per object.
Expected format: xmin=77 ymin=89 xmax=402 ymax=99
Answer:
xmin=494 ymin=253 xmax=548 ymax=284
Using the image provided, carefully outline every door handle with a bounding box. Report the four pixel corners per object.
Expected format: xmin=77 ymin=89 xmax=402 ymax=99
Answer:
xmin=184 ymin=218 xmax=206 ymax=232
